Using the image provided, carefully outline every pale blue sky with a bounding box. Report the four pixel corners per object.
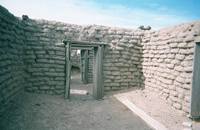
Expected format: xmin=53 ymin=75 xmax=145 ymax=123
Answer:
xmin=1 ymin=0 xmax=200 ymax=29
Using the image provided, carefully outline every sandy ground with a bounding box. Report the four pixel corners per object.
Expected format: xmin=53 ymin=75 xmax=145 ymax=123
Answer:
xmin=71 ymin=72 xmax=93 ymax=96
xmin=193 ymin=120 xmax=200 ymax=130
xmin=114 ymin=88 xmax=196 ymax=130
xmin=0 ymin=72 xmax=152 ymax=130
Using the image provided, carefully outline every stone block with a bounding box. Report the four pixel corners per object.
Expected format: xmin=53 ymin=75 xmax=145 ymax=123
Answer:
xmin=177 ymin=42 xmax=187 ymax=48
xmin=175 ymin=54 xmax=185 ymax=60
xmin=176 ymin=76 xmax=185 ymax=83
xmin=184 ymin=35 xmax=194 ymax=42
xmin=167 ymin=64 xmax=174 ymax=69
xmin=111 ymin=71 xmax=120 ymax=76
xmin=173 ymin=103 xmax=182 ymax=110
xmin=184 ymin=67 xmax=193 ymax=72
xmin=182 ymin=84 xmax=191 ymax=90
xmin=174 ymin=65 xmax=184 ymax=72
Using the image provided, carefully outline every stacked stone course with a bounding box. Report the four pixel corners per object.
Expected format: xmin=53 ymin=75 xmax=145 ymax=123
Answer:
xmin=23 ymin=20 xmax=144 ymax=93
xmin=0 ymin=5 xmax=200 ymax=115
xmin=0 ymin=6 xmax=26 ymax=113
xmin=23 ymin=19 xmax=82 ymax=94
xmin=142 ymin=22 xmax=200 ymax=114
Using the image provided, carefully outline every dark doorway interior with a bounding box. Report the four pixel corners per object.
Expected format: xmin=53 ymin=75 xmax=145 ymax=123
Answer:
xmin=70 ymin=49 xmax=93 ymax=100
xmin=63 ymin=40 xmax=105 ymax=100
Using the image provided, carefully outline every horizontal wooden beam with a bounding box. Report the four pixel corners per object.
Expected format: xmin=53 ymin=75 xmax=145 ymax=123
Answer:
xmin=63 ymin=40 xmax=107 ymax=47
xmin=71 ymin=46 xmax=93 ymax=50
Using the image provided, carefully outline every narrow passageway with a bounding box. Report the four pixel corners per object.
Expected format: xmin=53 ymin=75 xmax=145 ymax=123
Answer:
xmin=1 ymin=2 xmax=200 ymax=130
xmin=0 ymin=71 xmax=153 ymax=130
xmin=70 ymin=67 xmax=93 ymax=100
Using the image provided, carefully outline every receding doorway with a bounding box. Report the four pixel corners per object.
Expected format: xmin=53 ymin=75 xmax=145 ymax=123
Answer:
xmin=70 ymin=48 xmax=93 ymax=100
xmin=63 ymin=40 xmax=105 ymax=100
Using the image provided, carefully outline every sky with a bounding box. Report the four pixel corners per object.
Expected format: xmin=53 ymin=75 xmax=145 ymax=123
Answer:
xmin=0 ymin=0 xmax=200 ymax=29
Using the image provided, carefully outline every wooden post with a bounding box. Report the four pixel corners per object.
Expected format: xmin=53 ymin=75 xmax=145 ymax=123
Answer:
xmin=64 ymin=41 xmax=71 ymax=99
xmin=84 ymin=50 xmax=89 ymax=84
xmin=80 ymin=50 xmax=89 ymax=84
xmin=190 ymin=42 xmax=200 ymax=118
xmin=80 ymin=50 xmax=84 ymax=82
xmin=93 ymin=45 xmax=104 ymax=99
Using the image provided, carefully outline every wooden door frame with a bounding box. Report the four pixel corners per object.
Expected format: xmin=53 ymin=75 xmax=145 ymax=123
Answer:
xmin=93 ymin=45 xmax=104 ymax=99
xmin=80 ymin=49 xmax=89 ymax=84
xmin=190 ymin=42 xmax=200 ymax=119
xmin=64 ymin=40 xmax=71 ymax=99
xmin=63 ymin=40 xmax=106 ymax=100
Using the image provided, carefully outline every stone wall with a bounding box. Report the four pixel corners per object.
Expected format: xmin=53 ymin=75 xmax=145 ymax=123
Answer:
xmin=23 ymin=19 xmax=82 ymax=94
xmin=1 ymin=5 xmax=200 ymax=115
xmin=98 ymin=28 xmax=144 ymax=91
xmin=0 ymin=6 xmax=26 ymax=114
xmin=23 ymin=19 xmax=144 ymax=93
xmin=142 ymin=22 xmax=200 ymax=114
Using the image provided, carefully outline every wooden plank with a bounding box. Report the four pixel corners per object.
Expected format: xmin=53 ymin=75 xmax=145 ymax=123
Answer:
xmin=97 ymin=45 xmax=104 ymax=99
xmin=80 ymin=50 xmax=85 ymax=82
xmin=80 ymin=50 xmax=89 ymax=84
xmin=190 ymin=43 xmax=200 ymax=118
xmin=71 ymin=46 xmax=93 ymax=50
xmin=93 ymin=45 xmax=104 ymax=99
xmin=93 ymin=47 xmax=98 ymax=99
xmin=88 ymin=49 xmax=94 ymax=83
xmin=84 ymin=50 xmax=89 ymax=84
xmin=114 ymin=95 xmax=168 ymax=130
xmin=64 ymin=42 xmax=71 ymax=99
xmin=63 ymin=40 xmax=106 ymax=46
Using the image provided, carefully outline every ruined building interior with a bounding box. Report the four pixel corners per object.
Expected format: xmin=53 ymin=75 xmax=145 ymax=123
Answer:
xmin=0 ymin=4 xmax=200 ymax=130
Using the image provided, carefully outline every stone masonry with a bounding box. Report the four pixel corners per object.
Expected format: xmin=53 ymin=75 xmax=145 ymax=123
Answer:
xmin=23 ymin=18 xmax=144 ymax=94
xmin=0 ymin=5 xmax=200 ymax=115
xmin=0 ymin=6 xmax=26 ymax=114
xmin=142 ymin=23 xmax=200 ymax=114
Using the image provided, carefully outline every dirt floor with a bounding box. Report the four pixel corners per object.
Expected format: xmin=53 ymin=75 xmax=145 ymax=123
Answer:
xmin=71 ymin=71 xmax=93 ymax=97
xmin=0 ymin=72 xmax=153 ymax=130
xmin=114 ymin=88 xmax=196 ymax=130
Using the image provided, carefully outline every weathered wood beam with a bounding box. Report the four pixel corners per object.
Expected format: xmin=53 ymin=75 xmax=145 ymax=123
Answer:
xmin=64 ymin=41 xmax=71 ymax=99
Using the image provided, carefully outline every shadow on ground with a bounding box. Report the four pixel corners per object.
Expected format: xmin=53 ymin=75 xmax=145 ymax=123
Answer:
xmin=0 ymin=72 xmax=152 ymax=130
xmin=0 ymin=93 xmax=153 ymax=130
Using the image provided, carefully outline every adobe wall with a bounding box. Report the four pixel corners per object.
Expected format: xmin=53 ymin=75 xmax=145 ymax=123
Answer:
xmin=142 ymin=22 xmax=200 ymax=114
xmin=23 ymin=18 xmax=144 ymax=94
xmin=0 ymin=6 xmax=26 ymax=114
xmin=23 ymin=19 xmax=81 ymax=94
xmin=1 ymin=5 xmax=200 ymax=115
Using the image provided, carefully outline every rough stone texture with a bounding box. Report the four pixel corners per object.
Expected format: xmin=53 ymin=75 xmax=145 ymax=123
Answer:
xmin=1 ymin=5 xmax=200 ymax=115
xmin=23 ymin=19 xmax=144 ymax=94
xmin=0 ymin=6 xmax=26 ymax=114
xmin=23 ymin=20 xmax=65 ymax=95
xmin=141 ymin=22 xmax=200 ymax=114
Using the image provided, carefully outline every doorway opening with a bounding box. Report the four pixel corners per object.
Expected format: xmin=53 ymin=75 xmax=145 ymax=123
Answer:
xmin=70 ymin=49 xmax=93 ymax=99
xmin=63 ymin=40 xmax=106 ymax=100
